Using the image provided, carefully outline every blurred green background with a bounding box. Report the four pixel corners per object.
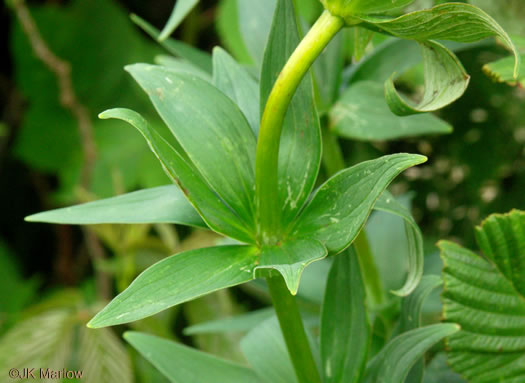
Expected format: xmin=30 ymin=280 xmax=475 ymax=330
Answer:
xmin=0 ymin=0 xmax=523 ymax=381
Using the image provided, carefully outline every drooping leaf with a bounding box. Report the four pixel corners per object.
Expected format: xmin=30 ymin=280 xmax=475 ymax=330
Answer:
xmin=261 ymin=0 xmax=322 ymax=227
xmin=78 ymin=327 xmax=133 ymax=383
xmin=158 ymin=0 xmax=199 ymax=41
xmin=358 ymin=3 xmax=520 ymax=78
xmin=475 ymin=210 xmax=525 ymax=297
xmin=373 ymin=191 xmax=425 ymax=296
xmin=212 ymin=47 xmax=260 ymax=135
xmin=99 ymin=108 xmax=254 ymax=243
xmin=321 ymin=249 xmax=369 ymax=383
xmin=127 ymin=65 xmax=257 ymax=232
xmin=384 ymin=41 xmax=470 ymax=116
xmin=130 ymin=14 xmax=212 ymax=73
xmin=441 ymin=210 xmax=525 ymax=382
xmin=26 ymin=185 xmax=205 ymax=228
xmin=88 ymin=245 xmax=258 ymax=328
xmin=125 ymin=332 xmax=261 ymax=383
xmin=237 ymin=0 xmax=277 ymax=67
xmin=240 ymin=317 xmax=298 ymax=383
xmin=256 ymin=239 xmax=328 ymax=295
xmin=292 ymin=153 xmax=427 ymax=254
xmin=363 ymin=324 xmax=460 ymax=383
xmin=483 ymin=54 xmax=525 ymax=87
xmin=330 ymin=81 xmax=452 ymax=140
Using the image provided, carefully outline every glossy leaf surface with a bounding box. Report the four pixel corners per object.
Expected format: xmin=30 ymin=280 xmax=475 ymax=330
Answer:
xmin=331 ymin=81 xmax=452 ymax=140
xmin=127 ymin=64 xmax=257 ymax=231
xmin=99 ymin=108 xmax=254 ymax=243
xmin=292 ymin=153 xmax=426 ymax=254
xmin=26 ymin=185 xmax=205 ymax=228
xmin=88 ymin=245 xmax=258 ymax=328
xmin=159 ymin=0 xmax=199 ymax=41
xmin=125 ymin=332 xmax=261 ymax=383
xmin=441 ymin=210 xmax=525 ymax=382
xmin=212 ymin=47 xmax=260 ymax=135
xmin=385 ymin=41 xmax=469 ymax=116
xmin=256 ymin=239 xmax=328 ymax=295
xmin=363 ymin=324 xmax=460 ymax=383
xmin=321 ymin=249 xmax=369 ymax=383
xmin=261 ymin=0 xmax=322 ymax=227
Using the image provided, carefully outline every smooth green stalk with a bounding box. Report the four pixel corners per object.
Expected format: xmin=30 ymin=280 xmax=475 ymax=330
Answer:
xmin=321 ymin=124 xmax=385 ymax=305
xmin=255 ymin=10 xmax=344 ymax=245
xmin=266 ymin=275 xmax=322 ymax=383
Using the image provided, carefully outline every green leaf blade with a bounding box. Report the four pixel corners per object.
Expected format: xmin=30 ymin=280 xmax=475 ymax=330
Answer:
xmin=88 ymin=245 xmax=258 ymax=328
xmin=159 ymin=0 xmax=199 ymax=41
xmin=261 ymin=0 xmax=323 ymax=228
xmin=256 ymin=239 xmax=328 ymax=295
xmin=440 ymin=233 xmax=525 ymax=382
xmin=475 ymin=210 xmax=525 ymax=298
xmin=385 ymin=41 xmax=470 ymax=116
xmin=321 ymin=249 xmax=369 ymax=383
xmin=126 ymin=65 xmax=257 ymax=233
xmin=364 ymin=324 xmax=460 ymax=383
xmin=331 ymin=81 xmax=452 ymax=140
xmin=360 ymin=3 xmax=521 ymax=78
xmin=212 ymin=47 xmax=260 ymax=135
xmin=25 ymin=185 xmax=205 ymax=228
xmin=99 ymin=108 xmax=254 ymax=243
xmin=125 ymin=332 xmax=261 ymax=383
xmin=292 ymin=153 xmax=427 ymax=254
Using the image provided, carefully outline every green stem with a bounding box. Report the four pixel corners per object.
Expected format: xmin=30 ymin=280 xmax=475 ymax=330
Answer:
xmin=266 ymin=275 xmax=322 ymax=383
xmin=255 ymin=10 xmax=344 ymax=245
xmin=321 ymin=124 xmax=385 ymax=305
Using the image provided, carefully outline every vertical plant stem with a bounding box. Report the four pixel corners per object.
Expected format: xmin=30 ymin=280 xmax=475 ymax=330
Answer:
xmin=321 ymin=124 xmax=385 ymax=305
xmin=267 ymin=275 xmax=322 ymax=383
xmin=256 ymin=10 xmax=344 ymax=245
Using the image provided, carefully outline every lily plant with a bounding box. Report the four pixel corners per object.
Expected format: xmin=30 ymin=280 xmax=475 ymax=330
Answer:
xmin=27 ymin=0 xmax=520 ymax=382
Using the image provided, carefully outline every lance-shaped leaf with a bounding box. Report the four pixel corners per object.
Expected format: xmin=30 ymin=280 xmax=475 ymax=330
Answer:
xmin=384 ymin=41 xmax=470 ymax=116
xmin=212 ymin=47 xmax=260 ymax=135
xmin=25 ymin=185 xmax=205 ymax=228
xmin=130 ymin=14 xmax=212 ymax=73
xmin=256 ymin=239 xmax=327 ymax=295
xmin=127 ymin=64 xmax=257 ymax=232
xmin=158 ymin=0 xmax=199 ymax=41
xmin=238 ymin=0 xmax=276 ymax=67
xmin=99 ymin=108 xmax=254 ymax=243
xmin=331 ymin=81 xmax=452 ymax=140
xmin=321 ymin=249 xmax=369 ymax=383
xmin=88 ymin=245 xmax=258 ymax=328
xmin=261 ymin=0 xmax=322 ymax=227
xmin=358 ymin=3 xmax=520 ymax=78
xmin=374 ymin=191 xmax=425 ymax=296
xmin=125 ymin=332 xmax=261 ymax=383
xmin=292 ymin=153 xmax=426 ymax=254
xmin=363 ymin=324 xmax=460 ymax=383
xmin=441 ymin=210 xmax=525 ymax=382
